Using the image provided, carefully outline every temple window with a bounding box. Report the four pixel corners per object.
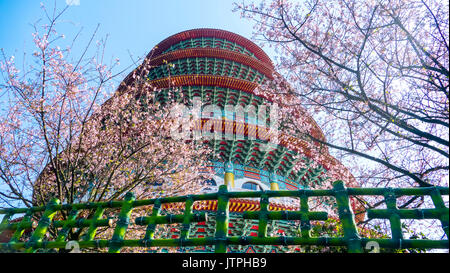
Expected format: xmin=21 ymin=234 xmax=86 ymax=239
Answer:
xmin=242 ymin=182 xmax=262 ymax=191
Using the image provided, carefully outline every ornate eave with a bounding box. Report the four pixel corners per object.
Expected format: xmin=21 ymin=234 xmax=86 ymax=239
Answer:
xmin=150 ymin=28 xmax=274 ymax=68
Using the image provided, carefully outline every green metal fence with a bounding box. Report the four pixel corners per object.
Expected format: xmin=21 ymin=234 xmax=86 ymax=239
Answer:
xmin=0 ymin=181 xmax=448 ymax=253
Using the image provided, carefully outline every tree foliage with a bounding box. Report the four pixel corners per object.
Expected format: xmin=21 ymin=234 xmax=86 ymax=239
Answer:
xmin=235 ymin=0 xmax=448 ymax=190
xmin=0 ymin=5 xmax=212 ymax=209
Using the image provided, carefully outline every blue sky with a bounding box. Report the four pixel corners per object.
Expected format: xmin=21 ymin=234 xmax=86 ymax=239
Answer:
xmin=0 ymin=0 xmax=266 ymax=83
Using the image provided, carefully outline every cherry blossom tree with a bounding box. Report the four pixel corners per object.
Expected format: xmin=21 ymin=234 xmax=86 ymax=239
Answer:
xmin=234 ymin=0 xmax=448 ymax=190
xmin=0 ymin=4 xmax=212 ymax=211
xmin=235 ymin=0 xmax=448 ymax=238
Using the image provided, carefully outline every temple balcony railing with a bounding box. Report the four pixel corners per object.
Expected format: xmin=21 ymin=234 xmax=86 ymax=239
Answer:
xmin=0 ymin=181 xmax=448 ymax=253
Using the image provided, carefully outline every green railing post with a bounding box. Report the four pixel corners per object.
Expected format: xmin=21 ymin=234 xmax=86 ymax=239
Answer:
xmin=25 ymin=198 xmax=60 ymax=253
xmin=384 ymin=188 xmax=403 ymax=249
xmin=82 ymin=206 xmax=107 ymax=241
xmin=257 ymin=194 xmax=269 ymax=238
xmin=0 ymin=213 xmax=12 ymax=231
xmin=142 ymin=199 xmax=162 ymax=242
xmin=0 ymin=213 xmax=13 ymax=251
xmin=214 ymin=185 xmax=229 ymax=253
xmin=299 ymin=193 xmax=311 ymax=238
xmin=108 ymin=192 xmax=135 ymax=253
xmin=8 ymin=210 xmax=34 ymax=249
xmin=333 ymin=181 xmax=363 ymax=253
xmin=56 ymin=209 xmax=79 ymax=243
xmin=430 ymin=187 xmax=449 ymax=239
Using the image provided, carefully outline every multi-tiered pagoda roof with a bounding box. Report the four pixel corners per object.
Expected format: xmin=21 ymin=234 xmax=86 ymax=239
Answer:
xmin=117 ymin=29 xmax=355 ymax=197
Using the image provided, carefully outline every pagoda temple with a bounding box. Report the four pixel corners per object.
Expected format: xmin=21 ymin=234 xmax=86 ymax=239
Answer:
xmin=116 ymin=29 xmax=358 ymax=252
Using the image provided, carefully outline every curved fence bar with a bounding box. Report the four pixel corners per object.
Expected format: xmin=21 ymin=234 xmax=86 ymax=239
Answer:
xmin=0 ymin=182 xmax=448 ymax=253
